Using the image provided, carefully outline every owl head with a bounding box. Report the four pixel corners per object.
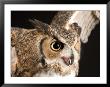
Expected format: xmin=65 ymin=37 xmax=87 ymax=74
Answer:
xmin=30 ymin=19 xmax=81 ymax=76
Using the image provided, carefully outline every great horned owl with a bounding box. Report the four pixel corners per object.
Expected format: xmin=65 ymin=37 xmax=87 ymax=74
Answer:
xmin=11 ymin=11 xmax=100 ymax=77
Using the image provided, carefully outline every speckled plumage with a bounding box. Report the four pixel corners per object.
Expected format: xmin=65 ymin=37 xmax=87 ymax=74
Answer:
xmin=11 ymin=28 xmax=48 ymax=76
xmin=11 ymin=21 xmax=80 ymax=77
xmin=11 ymin=11 xmax=99 ymax=77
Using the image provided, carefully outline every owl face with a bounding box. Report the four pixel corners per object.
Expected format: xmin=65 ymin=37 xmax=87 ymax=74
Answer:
xmin=42 ymin=37 xmax=74 ymax=66
xmin=39 ymin=34 xmax=80 ymax=76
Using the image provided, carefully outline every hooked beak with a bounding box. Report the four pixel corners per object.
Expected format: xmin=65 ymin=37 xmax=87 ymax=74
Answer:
xmin=61 ymin=55 xmax=74 ymax=66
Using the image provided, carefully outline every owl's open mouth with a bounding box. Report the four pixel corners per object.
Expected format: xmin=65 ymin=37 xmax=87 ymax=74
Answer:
xmin=61 ymin=56 xmax=74 ymax=66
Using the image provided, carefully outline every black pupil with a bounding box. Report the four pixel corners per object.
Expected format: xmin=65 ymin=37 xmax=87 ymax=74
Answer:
xmin=53 ymin=41 xmax=64 ymax=50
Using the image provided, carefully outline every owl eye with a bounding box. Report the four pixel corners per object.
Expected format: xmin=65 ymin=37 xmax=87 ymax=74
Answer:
xmin=50 ymin=41 xmax=64 ymax=51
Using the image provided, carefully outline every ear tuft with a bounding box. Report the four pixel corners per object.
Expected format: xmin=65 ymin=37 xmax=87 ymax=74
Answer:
xmin=29 ymin=19 xmax=50 ymax=33
xmin=70 ymin=22 xmax=81 ymax=36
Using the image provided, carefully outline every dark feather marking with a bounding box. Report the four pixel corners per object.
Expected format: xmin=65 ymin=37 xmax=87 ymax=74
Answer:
xmin=40 ymin=37 xmax=47 ymax=67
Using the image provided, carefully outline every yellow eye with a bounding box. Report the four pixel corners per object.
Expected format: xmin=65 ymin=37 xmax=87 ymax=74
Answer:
xmin=50 ymin=41 xmax=64 ymax=51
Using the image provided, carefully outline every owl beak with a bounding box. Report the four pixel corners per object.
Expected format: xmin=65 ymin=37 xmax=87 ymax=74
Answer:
xmin=61 ymin=56 xmax=74 ymax=66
